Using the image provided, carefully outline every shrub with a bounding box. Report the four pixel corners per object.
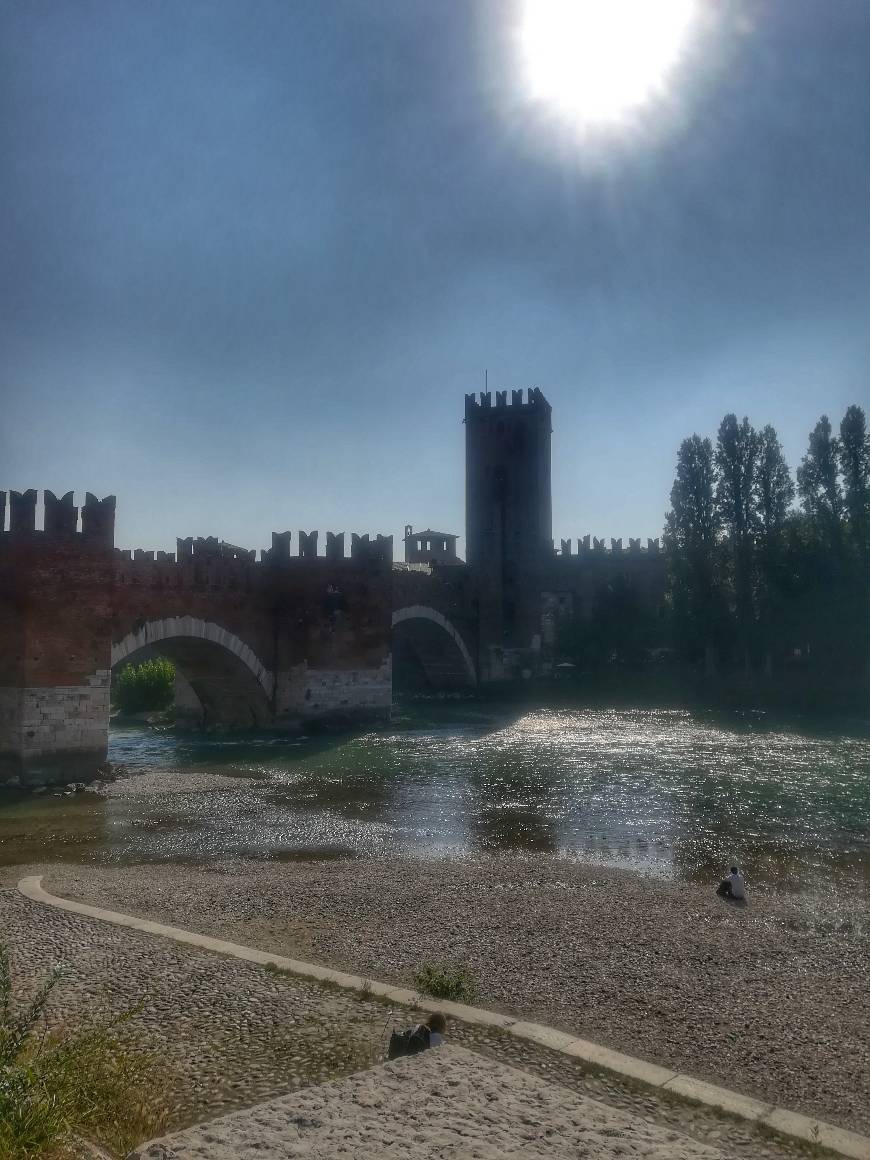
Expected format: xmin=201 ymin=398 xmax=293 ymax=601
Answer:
xmin=412 ymin=963 xmax=475 ymax=1003
xmin=114 ymin=657 xmax=175 ymax=715
xmin=0 ymin=945 xmax=169 ymax=1159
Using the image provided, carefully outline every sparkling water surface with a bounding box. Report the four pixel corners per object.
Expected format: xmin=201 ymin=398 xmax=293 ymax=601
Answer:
xmin=4 ymin=708 xmax=869 ymax=896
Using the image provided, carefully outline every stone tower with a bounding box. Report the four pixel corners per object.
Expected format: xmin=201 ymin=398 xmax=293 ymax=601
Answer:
xmin=464 ymin=388 xmax=552 ymax=679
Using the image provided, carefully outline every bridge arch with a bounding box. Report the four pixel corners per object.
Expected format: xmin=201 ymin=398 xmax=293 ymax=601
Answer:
xmin=112 ymin=617 xmax=274 ymax=728
xmin=391 ymin=605 xmax=476 ymax=688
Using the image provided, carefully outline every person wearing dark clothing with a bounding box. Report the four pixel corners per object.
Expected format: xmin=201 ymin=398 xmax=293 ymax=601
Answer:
xmin=717 ymin=865 xmax=746 ymax=899
xmin=388 ymin=1012 xmax=447 ymax=1059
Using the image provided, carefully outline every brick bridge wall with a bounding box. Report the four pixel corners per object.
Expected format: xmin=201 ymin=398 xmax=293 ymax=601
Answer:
xmin=391 ymin=564 xmax=479 ymax=688
xmin=0 ymin=490 xmax=393 ymax=787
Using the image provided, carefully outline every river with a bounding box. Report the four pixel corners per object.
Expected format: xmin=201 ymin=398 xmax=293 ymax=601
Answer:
xmin=2 ymin=706 xmax=869 ymax=899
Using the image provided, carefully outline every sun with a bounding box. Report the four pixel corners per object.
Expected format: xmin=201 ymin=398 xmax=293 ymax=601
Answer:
xmin=518 ymin=0 xmax=699 ymax=131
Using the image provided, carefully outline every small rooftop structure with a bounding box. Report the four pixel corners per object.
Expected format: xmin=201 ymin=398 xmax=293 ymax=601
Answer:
xmin=403 ymin=525 xmax=462 ymax=566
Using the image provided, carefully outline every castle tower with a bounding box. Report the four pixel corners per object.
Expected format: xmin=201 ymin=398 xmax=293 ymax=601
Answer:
xmin=464 ymin=388 xmax=552 ymax=677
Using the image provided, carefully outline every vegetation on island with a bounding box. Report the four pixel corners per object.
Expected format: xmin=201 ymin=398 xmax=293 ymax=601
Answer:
xmin=0 ymin=946 xmax=168 ymax=1159
xmin=113 ymin=657 xmax=176 ymax=715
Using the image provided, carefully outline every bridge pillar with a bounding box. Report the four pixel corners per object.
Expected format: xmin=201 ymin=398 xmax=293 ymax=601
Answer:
xmin=0 ymin=493 xmax=116 ymax=787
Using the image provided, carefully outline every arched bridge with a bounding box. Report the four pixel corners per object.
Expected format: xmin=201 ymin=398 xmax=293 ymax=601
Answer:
xmin=392 ymin=605 xmax=476 ymax=691
xmin=0 ymin=490 xmax=395 ymax=785
xmin=0 ymin=487 xmax=481 ymax=787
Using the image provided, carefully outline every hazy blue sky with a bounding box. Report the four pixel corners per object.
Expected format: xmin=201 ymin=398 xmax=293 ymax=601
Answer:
xmin=2 ymin=0 xmax=868 ymax=555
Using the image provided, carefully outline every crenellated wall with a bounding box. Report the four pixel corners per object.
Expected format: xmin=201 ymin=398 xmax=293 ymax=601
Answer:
xmin=0 ymin=392 xmax=673 ymax=777
xmin=0 ymin=492 xmax=394 ymax=786
xmin=0 ymin=490 xmax=118 ymax=785
xmin=556 ymin=535 xmax=661 ymax=557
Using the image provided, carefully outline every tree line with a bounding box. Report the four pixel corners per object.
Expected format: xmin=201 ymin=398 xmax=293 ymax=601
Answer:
xmin=664 ymin=404 xmax=870 ymax=683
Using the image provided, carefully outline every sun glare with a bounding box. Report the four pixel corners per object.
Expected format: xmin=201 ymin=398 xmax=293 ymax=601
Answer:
xmin=519 ymin=0 xmax=699 ymax=131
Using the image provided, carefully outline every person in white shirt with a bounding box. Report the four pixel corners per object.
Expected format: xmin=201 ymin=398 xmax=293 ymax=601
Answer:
xmin=717 ymin=865 xmax=746 ymax=901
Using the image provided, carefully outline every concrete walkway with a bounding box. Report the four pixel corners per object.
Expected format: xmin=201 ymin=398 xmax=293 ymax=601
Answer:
xmin=19 ymin=875 xmax=870 ymax=1160
xmin=130 ymin=1046 xmax=724 ymax=1160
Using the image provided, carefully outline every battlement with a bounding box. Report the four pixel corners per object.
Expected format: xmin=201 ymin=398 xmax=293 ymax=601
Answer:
xmin=0 ymin=489 xmax=116 ymax=545
xmin=557 ymin=535 xmax=661 ymax=557
xmin=259 ymin=531 xmax=393 ymax=565
xmin=464 ymin=386 xmax=550 ymax=418
xmin=116 ymin=530 xmax=394 ymax=567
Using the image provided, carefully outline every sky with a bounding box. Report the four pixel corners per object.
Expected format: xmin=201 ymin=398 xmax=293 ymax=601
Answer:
xmin=2 ymin=0 xmax=869 ymax=557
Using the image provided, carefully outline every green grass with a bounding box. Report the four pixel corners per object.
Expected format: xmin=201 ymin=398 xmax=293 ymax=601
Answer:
xmin=413 ymin=963 xmax=475 ymax=1003
xmin=0 ymin=946 xmax=170 ymax=1160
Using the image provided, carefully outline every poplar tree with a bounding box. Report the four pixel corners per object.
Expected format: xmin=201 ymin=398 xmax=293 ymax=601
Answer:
xmin=664 ymin=435 xmax=722 ymax=671
xmin=838 ymin=405 xmax=870 ymax=554
xmin=753 ymin=425 xmax=794 ymax=673
xmin=796 ymin=415 xmax=842 ymax=546
xmin=715 ymin=414 xmax=759 ymax=668
xmin=755 ymin=425 xmax=795 ymax=543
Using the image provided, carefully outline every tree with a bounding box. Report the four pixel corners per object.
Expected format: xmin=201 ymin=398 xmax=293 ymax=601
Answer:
xmin=753 ymin=425 xmax=795 ymax=673
xmin=796 ymin=415 xmax=842 ymax=545
xmin=754 ymin=424 xmax=795 ymax=544
xmin=665 ymin=435 xmax=718 ymax=557
xmin=114 ymin=657 xmax=175 ymax=714
xmin=791 ymin=408 xmax=869 ymax=682
xmin=664 ymin=435 xmax=723 ymax=671
xmin=838 ymin=405 xmax=870 ymax=553
xmin=715 ymin=414 xmax=759 ymax=667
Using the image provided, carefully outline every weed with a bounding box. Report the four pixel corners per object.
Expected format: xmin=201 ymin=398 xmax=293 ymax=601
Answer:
xmin=0 ymin=945 xmax=170 ymax=1160
xmin=413 ymin=963 xmax=475 ymax=1003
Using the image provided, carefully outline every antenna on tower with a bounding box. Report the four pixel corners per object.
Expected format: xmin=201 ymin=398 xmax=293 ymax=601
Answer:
xmin=485 ymin=369 xmax=488 ymax=392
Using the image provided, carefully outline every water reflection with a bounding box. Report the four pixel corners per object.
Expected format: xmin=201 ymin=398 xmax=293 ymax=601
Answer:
xmin=1 ymin=709 xmax=867 ymax=897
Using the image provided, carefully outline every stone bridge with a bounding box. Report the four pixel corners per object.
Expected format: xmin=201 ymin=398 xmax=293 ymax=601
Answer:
xmin=0 ymin=489 xmax=476 ymax=787
xmin=0 ymin=388 xmax=674 ymax=786
xmin=0 ymin=490 xmax=400 ymax=786
xmin=391 ymin=565 xmax=478 ymax=694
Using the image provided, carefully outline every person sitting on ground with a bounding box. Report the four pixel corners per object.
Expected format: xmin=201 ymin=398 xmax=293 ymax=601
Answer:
xmin=716 ymin=864 xmax=746 ymax=900
xmin=420 ymin=1011 xmax=446 ymax=1047
xmin=388 ymin=1011 xmax=447 ymax=1059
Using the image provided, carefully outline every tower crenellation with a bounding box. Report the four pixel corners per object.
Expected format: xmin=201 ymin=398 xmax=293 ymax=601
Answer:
xmin=464 ymin=386 xmax=549 ymax=419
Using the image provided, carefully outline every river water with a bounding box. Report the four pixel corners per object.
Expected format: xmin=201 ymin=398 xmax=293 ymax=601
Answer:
xmin=2 ymin=707 xmax=869 ymax=897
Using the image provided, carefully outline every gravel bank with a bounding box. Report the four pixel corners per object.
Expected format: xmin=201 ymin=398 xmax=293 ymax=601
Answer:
xmin=39 ymin=853 xmax=870 ymax=1138
xmin=133 ymin=1046 xmax=724 ymax=1160
xmin=0 ymin=871 xmax=818 ymax=1159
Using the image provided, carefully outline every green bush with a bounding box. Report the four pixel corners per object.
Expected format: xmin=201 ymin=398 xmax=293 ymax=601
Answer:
xmin=114 ymin=657 xmax=175 ymax=714
xmin=413 ymin=963 xmax=475 ymax=1003
xmin=0 ymin=945 xmax=169 ymax=1159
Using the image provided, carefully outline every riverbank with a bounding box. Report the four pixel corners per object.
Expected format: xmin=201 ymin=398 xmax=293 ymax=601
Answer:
xmin=2 ymin=870 xmax=820 ymax=1160
xmin=24 ymin=849 xmax=868 ymax=1140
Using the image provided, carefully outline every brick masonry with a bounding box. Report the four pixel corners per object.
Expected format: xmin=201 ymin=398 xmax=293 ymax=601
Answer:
xmin=0 ymin=492 xmax=395 ymax=786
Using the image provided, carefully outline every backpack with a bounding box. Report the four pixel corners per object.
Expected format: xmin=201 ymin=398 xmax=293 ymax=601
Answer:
xmin=388 ymin=1024 xmax=431 ymax=1060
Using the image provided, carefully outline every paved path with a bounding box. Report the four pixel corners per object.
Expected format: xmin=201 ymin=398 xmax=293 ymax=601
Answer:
xmin=131 ymin=1046 xmax=725 ymax=1160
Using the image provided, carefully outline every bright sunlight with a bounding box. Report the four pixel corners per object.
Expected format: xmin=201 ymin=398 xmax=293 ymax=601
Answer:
xmin=518 ymin=0 xmax=699 ymax=131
